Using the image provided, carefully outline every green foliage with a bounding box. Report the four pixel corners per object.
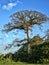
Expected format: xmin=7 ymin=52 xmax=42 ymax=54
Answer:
xmin=10 ymin=40 xmax=49 ymax=64
xmin=0 ymin=40 xmax=49 ymax=64
xmin=30 ymin=41 xmax=49 ymax=63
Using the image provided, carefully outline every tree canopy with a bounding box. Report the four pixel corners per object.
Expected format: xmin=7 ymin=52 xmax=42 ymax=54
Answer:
xmin=2 ymin=10 xmax=49 ymax=32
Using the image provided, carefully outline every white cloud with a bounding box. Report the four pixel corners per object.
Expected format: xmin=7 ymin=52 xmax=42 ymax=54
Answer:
xmin=2 ymin=0 xmax=23 ymax=10
xmin=2 ymin=2 xmax=17 ymax=10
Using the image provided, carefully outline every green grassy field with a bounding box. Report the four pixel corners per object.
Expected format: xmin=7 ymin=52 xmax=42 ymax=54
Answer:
xmin=0 ymin=62 xmax=48 ymax=65
xmin=0 ymin=60 xmax=48 ymax=65
xmin=0 ymin=57 xmax=49 ymax=65
xmin=0 ymin=59 xmax=34 ymax=65
xmin=0 ymin=61 xmax=38 ymax=65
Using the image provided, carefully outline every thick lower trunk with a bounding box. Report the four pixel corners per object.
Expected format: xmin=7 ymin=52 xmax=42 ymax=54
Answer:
xmin=27 ymin=27 xmax=30 ymax=54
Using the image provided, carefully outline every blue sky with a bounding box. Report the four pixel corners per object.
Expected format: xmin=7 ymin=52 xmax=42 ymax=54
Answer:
xmin=0 ymin=0 xmax=49 ymax=54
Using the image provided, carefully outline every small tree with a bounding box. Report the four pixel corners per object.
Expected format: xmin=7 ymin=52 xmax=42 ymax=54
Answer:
xmin=2 ymin=10 xmax=49 ymax=54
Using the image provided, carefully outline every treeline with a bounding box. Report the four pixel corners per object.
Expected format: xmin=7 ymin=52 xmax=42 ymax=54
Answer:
xmin=12 ymin=41 xmax=49 ymax=64
xmin=0 ymin=36 xmax=49 ymax=64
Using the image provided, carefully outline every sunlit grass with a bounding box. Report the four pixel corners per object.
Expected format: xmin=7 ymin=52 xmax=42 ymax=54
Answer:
xmin=0 ymin=61 xmax=49 ymax=65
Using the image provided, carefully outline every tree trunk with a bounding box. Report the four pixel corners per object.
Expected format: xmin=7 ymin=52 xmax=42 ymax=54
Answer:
xmin=27 ymin=43 xmax=30 ymax=54
xmin=27 ymin=27 xmax=30 ymax=54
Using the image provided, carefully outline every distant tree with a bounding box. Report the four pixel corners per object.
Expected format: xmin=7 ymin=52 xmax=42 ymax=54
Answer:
xmin=2 ymin=10 xmax=49 ymax=54
xmin=44 ymin=29 xmax=49 ymax=41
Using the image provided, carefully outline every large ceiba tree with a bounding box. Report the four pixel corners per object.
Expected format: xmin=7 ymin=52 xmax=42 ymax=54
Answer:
xmin=2 ymin=10 xmax=49 ymax=54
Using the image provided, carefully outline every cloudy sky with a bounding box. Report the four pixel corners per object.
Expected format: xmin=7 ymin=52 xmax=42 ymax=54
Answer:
xmin=0 ymin=0 xmax=49 ymax=54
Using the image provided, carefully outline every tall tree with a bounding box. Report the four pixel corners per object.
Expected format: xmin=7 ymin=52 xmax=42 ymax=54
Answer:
xmin=2 ymin=10 xmax=49 ymax=54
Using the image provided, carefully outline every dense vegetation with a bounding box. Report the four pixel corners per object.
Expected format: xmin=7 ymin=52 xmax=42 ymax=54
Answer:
xmin=0 ymin=36 xmax=49 ymax=64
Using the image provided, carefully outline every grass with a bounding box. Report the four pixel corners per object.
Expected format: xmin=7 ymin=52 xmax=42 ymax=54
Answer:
xmin=0 ymin=59 xmax=33 ymax=65
xmin=0 ymin=60 xmax=49 ymax=65
xmin=0 ymin=58 xmax=49 ymax=65
xmin=0 ymin=61 xmax=32 ymax=65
